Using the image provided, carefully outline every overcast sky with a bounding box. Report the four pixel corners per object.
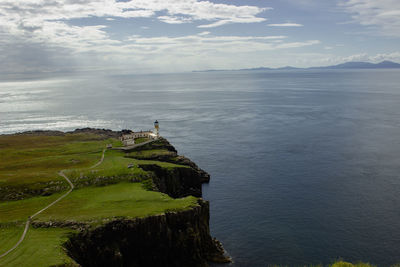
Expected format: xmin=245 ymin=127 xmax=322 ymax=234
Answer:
xmin=0 ymin=0 xmax=399 ymax=74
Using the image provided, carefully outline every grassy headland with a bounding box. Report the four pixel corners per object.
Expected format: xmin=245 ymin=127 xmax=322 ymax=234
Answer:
xmin=0 ymin=130 xmax=202 ymax=266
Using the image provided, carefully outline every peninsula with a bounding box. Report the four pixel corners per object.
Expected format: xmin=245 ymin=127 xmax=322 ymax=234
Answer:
xmin=0 ymin=126 xmax=230 ymax=266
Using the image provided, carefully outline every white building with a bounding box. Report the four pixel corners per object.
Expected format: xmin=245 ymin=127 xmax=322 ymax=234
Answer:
xmin=120 ymin=121 xmax=159 ymax=146
xmin=120 ymin=130 xmax=156 ymax=146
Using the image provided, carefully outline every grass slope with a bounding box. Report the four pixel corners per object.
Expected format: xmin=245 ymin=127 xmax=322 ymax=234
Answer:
xmin=0 ymin=226 xmax=24 ymax=255
xmin=0 ymin=133 xmax=123 ymax=201
xmin=35 ymin=182 xmax=197 ymax=223
xmin=0 ymin=227 xmax=75 ymax=267
xmin=0 ymin=193 xmax=62 ymax=223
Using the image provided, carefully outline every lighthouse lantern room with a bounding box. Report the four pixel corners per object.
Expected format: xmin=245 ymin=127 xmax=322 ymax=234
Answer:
xmin=154 ymin=120 xmax=159 ymax=137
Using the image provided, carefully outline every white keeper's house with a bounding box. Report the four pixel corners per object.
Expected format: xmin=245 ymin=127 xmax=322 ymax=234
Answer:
xmin=120 ymin=121 xmax=159 ymax=146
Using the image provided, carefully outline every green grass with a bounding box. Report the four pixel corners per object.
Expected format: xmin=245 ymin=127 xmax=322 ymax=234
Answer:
xmin=0 ymin=193 xmax=62 ymax=224
xmin=65 ymin=150 xmax=187 ymax=184
xmin=0 ymin=133 xmax=117 ymax=187
xmin=0 ymin=226 xmax=24 ymax=255
xmin=0 ymin=227 xmax=76 ymax=267
xmin=134 ymin=137 xmax=150 ymax=144
xmin=125 ymin=149 xmax=176 ymax=159
xmin=65 ymin=150 xmax=147 ymax=182
xmin=35 ymin=182 xmax=198 ymax=223
xmin=267 ymin=261 xmax=378 ymax=267
xmin=330 ymin=261 xmax=375 ymax=267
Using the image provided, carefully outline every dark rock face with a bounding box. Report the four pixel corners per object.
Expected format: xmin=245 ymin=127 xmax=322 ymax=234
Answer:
xmin=126 ymin=137 xmax=210 ymax=183
xmin=129 ymin=137 xmax=177 ymax=153
xmin=139 ymin=164 xmax=203 ymax=198
xmin=63 ymin=200 xmax=229 ymax=267
xmin=166 ymin=155 xmax=211 ymax=183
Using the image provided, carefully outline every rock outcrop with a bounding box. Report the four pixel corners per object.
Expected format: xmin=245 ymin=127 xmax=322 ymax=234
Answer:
xmin=139 ymin=164 xmax=203 ymax=198
xmin=63 ymin=200 xmax=230 ymax=267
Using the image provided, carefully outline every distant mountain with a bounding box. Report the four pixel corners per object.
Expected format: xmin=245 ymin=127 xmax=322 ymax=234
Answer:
xmin=310 ymin=61 xmax=400 ymax=69
xmin=276 ymin=66 xmax=301 ymax=70
xmin=194 ymin=61 xmax=400 ymax=72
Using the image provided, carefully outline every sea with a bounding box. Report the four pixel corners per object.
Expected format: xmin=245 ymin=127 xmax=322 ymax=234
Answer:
xmin=1 ymin=69 xmax=400 ymax=266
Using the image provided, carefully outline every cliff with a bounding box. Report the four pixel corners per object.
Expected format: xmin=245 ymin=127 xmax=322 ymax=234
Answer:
xmin=60 ymin=133 xmax=229 ymax=266
xmin=139 ymin=164 xmax=203 ymax=198
xmin=63 ymin=199 xmax=229 ymax=267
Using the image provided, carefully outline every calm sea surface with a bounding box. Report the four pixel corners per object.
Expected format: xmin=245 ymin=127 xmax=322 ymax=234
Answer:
xmin=1 ymin=70 xmax=400 ymax=266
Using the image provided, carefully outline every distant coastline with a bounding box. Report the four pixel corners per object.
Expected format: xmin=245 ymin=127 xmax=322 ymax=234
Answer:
xmin=194 ymin=60 xmax=400 ymax=72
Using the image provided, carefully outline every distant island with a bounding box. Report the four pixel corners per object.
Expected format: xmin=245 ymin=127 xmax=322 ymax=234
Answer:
xmin=194 ymin=60 xmax=400 ymax=72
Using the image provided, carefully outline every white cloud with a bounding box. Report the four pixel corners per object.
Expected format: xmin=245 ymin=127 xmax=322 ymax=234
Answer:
xmin=305 ymin=52 xmax=400 ymax=66
xmin=198 ymin=20 xmax=234 ymax=28
xmin=268 ymin=23 xmax=303 ymax=27
xmin=158 ymin=16 xmax=193 ymax=24
xmin=198 ymin=16 xmax=267 ymax=28
xmin=0 ymin=0 xmax=327 ymax=73
xmin=0 ymin=0 xmax=269 ymax=69
xmin=340 ymin=0 xmax=400 ymax=37
xmin=198 ymin=31 xmax=211 ymax=36
xmin=0 ymin=0 xmax=267 ymax=32
xmin=256 ymin=51 xmax=400 ymax=69
xmin=122 ymin=34 xmax=317 ymax=55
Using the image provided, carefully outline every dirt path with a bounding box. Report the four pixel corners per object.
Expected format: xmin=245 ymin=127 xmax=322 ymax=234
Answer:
xmin=90 ymin=149 xmax=106 ymax=169
xmin=0 ymin=148 xmax=106 ymax=259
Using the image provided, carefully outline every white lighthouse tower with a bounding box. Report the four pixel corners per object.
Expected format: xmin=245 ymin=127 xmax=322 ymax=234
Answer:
xmin=154 ymin=120 xmax=159 ymax=138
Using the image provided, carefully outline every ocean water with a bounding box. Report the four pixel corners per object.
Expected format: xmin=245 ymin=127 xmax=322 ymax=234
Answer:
xmin=1 ymin=69 xmax=400 ymax=266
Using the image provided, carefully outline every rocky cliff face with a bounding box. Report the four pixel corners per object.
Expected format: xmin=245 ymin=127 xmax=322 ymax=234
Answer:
xmin=63 ymin=199 xmax=229 ymax=267
xmin=127 ymin=137 xmax=211 ymax=183
xmin=58 ymin=131 xmax=230 ymax=266
xmin=139 ymin=164 xmax=203 ymax=198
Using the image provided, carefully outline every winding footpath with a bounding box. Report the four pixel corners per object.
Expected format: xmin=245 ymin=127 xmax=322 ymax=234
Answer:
xmin=0 ymin=148 xmax=106 ymax=259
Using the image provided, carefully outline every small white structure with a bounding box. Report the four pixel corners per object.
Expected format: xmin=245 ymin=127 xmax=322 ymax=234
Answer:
xmin=154 ymin=120 xmax=159 ymax=137
xmin=120 ymin=131 xmax=150 ymax=146
xmin=120 ymin=121 xmax=160 ymax=146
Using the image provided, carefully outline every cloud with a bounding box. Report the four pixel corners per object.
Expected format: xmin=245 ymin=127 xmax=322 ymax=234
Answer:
xmin=198 ymin=31 xmax=210 ymax=36
xmin=340 ymin=0 xmax=400 ymax=37
xmin=0 ymin=0 xmax=324 ymax=74
xmin=123 ymin=34 xmax=317 ymax=55
xmin=0 ymin=30 xmax=320 ymax=74
xmin=158 ymin=16 xmax=193 ymax=24
xmin=198 ymin=16 xmax=268 ymax=28
xmin=255 ymin=51 xmax=400 ymax=69
xmin=304 ymin=51 xmax=400 ymax=66
xmin=345 ymin=52 xmax=400 ymax=62
xmin=0 ymin=0 xmax=267 ymax=31
xmin=268 ymin=23 xmax=303 ymax=27
xmin=0 ymin=0 xmax=270 ymax=66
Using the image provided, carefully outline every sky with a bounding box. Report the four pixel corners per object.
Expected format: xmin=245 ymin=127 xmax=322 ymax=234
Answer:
xmin=0 ymin=0 xmax=400 ymax=74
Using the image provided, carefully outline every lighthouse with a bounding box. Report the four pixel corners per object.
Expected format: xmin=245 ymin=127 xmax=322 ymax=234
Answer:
xmin=154 ymin=120 xmax=159 ymax=138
